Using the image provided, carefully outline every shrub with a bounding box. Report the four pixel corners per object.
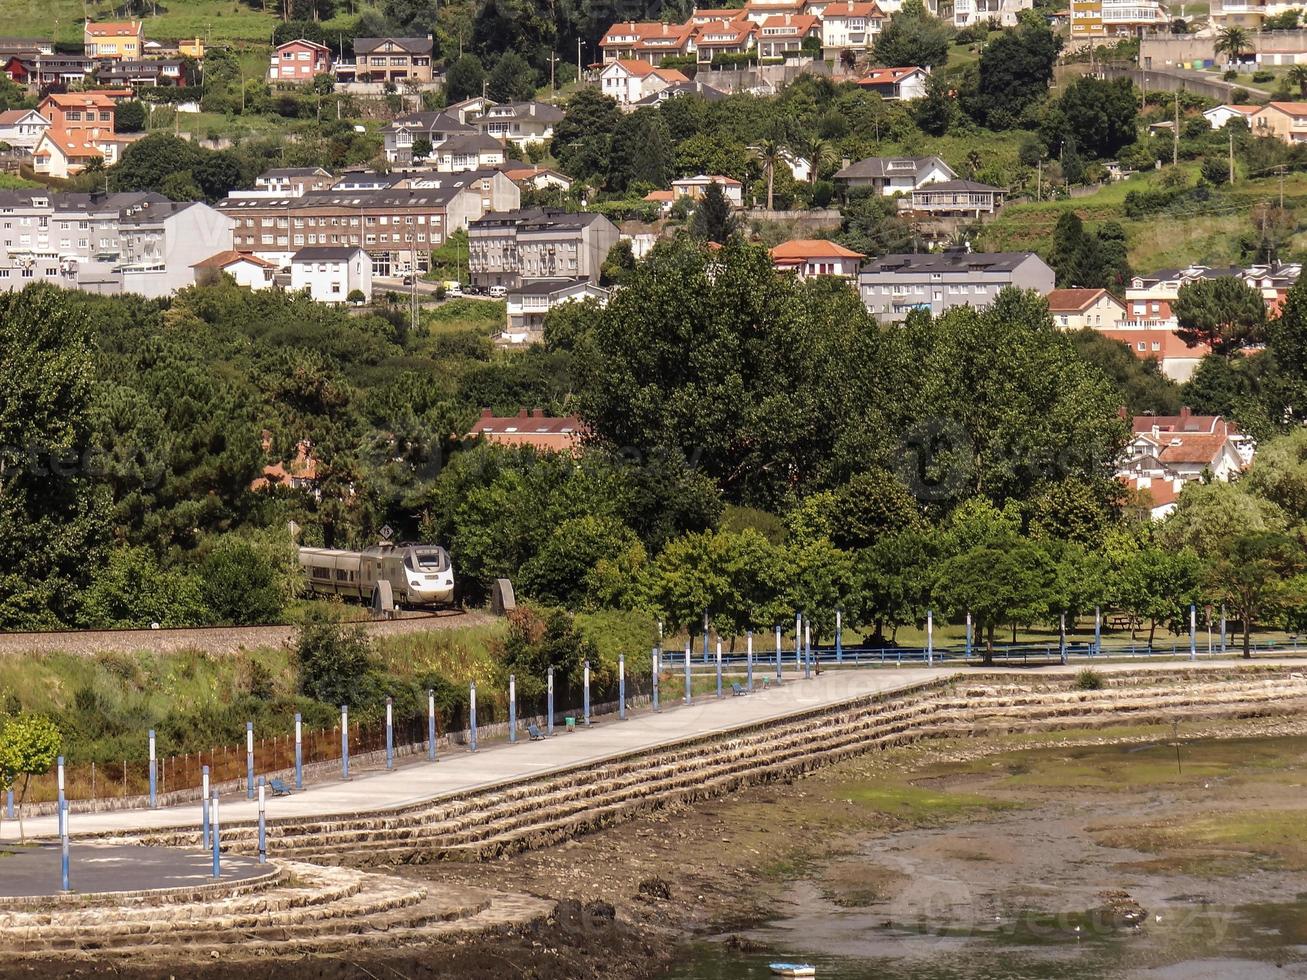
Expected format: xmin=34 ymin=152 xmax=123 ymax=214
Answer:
xmin=200 ymin=535 xmax=288 ymax=625
xmin=1224 ymin=69 xmax=1238 ymax=81
xmin=1252 ymin=69 xmax=1275 ymax=83
xmin=1074 ymin=668 xmax=1104 ymax=691
xmin=295 ymin=612 xmax=382 ymax=709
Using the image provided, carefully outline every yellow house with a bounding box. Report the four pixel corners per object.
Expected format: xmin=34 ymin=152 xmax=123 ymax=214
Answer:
xmin=1251 ymin=102 xmax=1307 ymax=144
xmin=178 ymin=37 xmax=205 ymax=60
xmin=83 ymin=21 xmax=144 ymax=61
xmin=1046 ymin=287 xmax=1125 ymax=330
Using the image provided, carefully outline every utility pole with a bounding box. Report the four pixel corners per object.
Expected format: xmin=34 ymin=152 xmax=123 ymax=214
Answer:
xmin=1229 ymin=128 xmax=1235 ymax=185
xmin=577 ymin=38 xmax=583 ymax=80
xmin=1279 ymin=164 xmax=1286 ymax=208
xmin=549 ymin=52 xmax=558 ymax=94
xmin=1037 ymin=158 xmax=1042 ymax=201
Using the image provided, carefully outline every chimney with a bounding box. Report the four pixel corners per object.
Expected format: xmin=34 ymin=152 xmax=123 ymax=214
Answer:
xmin=517 ymin=408 xmax=529 ymax=419
xmin=1179 ymin=405 xmax=1191 ymax=420
xmin=481 ymin=408 xmax=492 ymax=418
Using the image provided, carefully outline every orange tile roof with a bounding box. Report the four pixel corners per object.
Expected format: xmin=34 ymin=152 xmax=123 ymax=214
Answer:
xmin=759 ymin=13 xmax=820 ymax=30
xmin=42 ymin=92 xmax=117 ymax=109
xmin=694 ymin=20 xmax=756 ymax=42
xmin=1045 ymin=287 xmax=1115 ymax=312
xmin=770 ymin=238 xmax=865 ymax=259
xmin=39 ymin=129 xmax=104 ymax=158
xmin=192 ymin=249 xmax=278 ymax=270
xmin=652 ymin=67 xmax=689 ymax=83
xmin=822 ymin=1 xmax=885 ymax=16
xmin=467 ymin=409 xmax=587 ymax=454
xmin=608 ymin=58 xmax=660 ymax=76
xmin=1262 ymin=101 xmax=1307 ymax=115
xmin=644 ymin=189 xmax=676 ymax=201
xmin=85 ymin=21 xmax=142 ymax=36
xmin=1156 ymin=432 xmax=1233 ymax=466
xmin=859 ymin=66 xmax=926 ymax=85
xmin=1121 ymin=476 xmax=1180 ymax=509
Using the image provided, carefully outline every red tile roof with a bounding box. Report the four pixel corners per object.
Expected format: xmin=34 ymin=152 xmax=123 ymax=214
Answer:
xmin=467 ymin=409 xmax=588 ymax=454
xmin=84 ymin=21 xmax=142 ymax=36
xmin=858 ymin=66 xmax=926 ymax=85
xmin=822 ymin=1 xmax=885 ymax=16
xmin=1046 ymin=287 xmax=1116 ymax=313
xmin=770 ymin=238 xmax=865 ymax=259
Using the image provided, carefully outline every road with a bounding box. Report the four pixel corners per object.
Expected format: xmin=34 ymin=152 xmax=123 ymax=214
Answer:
xmin=6 ymin=656 xmax=1301 ymax=844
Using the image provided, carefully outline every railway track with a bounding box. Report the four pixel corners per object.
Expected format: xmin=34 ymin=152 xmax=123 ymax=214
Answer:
xmin=0 ymin=608 xmax=485 ymax=656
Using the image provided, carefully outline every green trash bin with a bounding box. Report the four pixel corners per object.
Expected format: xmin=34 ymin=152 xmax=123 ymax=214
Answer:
xmin=565 ymin=716 xmax=576 ymax=732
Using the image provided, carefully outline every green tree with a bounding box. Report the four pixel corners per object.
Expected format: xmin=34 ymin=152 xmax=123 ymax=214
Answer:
xmin=914 ymin=71 xmax=956 ymax=135
xmin=519 ymin=515 xmax=642 ymax=606
xmin=1160 ymin=480 xmax=1288 ymax=560
xmin=551 ymin=88 xmax=621 ymax=180
xmin=1204 ymin=531 xmax=1306 ymax=657
xmin=79 ymin=548 xmax=208 ymax=628
xmin=1052 ymin=75 xmax=1139 ymax=159
xmin=1173 ymin=275 xmax=1268 ymax=356
xmin=871 ymin=2 xmax=953 ymax=68
xmin=600 ymin=240 xmax=637 ymax=288
xmin=1215 ymin=26 xmax=1252 ymax=65
xmin=836 ymin=190 xmax=915 ymax=255
xmin=411 ymin=137 xmax=433 ymax=161
xmin=1068 ymin=329 xmax=1182 ymax=417
xmin=969 ymin=16 xmax=1061 ymax=128
xmin=644 ymin=528 xmax=780 ymax=638
xmin=499 ymin=606 xmax=598 ymax=700
xmin=444 ymin=54 xmax=486 ymax=103
xmin=0 ymin=714 xmax=61 ymax=842
xmin=0 ymin=286 xmax=108 ymax=628
xmin=161 ymin=170 xmax=203 ymax=201
xmin=607 ymin=108 xmax=674 ymax=192
xmin=1290 ymin=63 xmax=1307 ymax=97
xmin=116 ymin=100 xmax=146 ymax=132
xmin=935 ymin=540 xmax=1056 ymax=664
xmin=486 ymin=51 xmax=537 ymax=102
xmin=295 ymin=612 xmax=381 ymax=707
xmin=1113 ymin=544 xmax=1203 ymax=647
xmin=849 ymin=528 xmax=937 ymax=644
xmin=200 ymin=535 xmax=289 ymax=625
xmin=111 ymin=133 xmax=204 ymax=195
xmin=780 ymin=537 xmax=854 ymax=639
xmin=689 ymin=181 xmax=737 ymax=243
xmin=754 ymin=137 xmax=784 ymax=211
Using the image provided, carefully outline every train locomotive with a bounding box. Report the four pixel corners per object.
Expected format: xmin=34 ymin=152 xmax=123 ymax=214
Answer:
xmin=298 ymin=541 xmax=455 ymax=608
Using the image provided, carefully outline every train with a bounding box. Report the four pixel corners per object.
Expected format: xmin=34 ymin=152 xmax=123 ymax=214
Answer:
xmin=297 ymin=541 xmax=456 ymax=608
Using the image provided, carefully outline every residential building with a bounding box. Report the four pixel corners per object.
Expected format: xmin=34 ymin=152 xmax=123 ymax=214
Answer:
xmin=83 ymin=21 xmax=144 ymax=61
xmin=192 ymin=249 xmax=278 ymax=290
xmin=1125 ymin=263 xmax=1299 ymax=332
xmin=178 ymin=38 xmax=205 ymax=60
xmin=218 ymin=170 xmax=519 ymax=274
xmin=382 ymin=110 xmax=476 ymax=164
xmin=770 ymin=239 xmax=865 ymax=278
xmin=820 ymin=2 xmax=885 ymax=56
xmin=857 ymin=250 xmax=1055 ymax=321
xmin=269 ymin=39 xmax=332 ymax=83
xmin=117 ymin=200 xmax=234 ymax=298
xmin=471 ymin=102 xmax=564 ymax=146
xmin=927 ymin=0 xmax=1032 ymax=26
xmin=1208 ymin=0 xmax=1304 ymax=28
xmin=834 ymin=155 xmax=955 ymax=195
xmin=31 ymin=130 xmax=105 ymax=177
xmin=740 ymin=0 xmax=810 ymax=25
xmin=97 ymin=59 xmax=188 ymax=87
xmin=672 ymin=174 xmax=745 ymax=206
xmin=856 ymin=65 xmax=930 ymax=99
xmin=467 ymin=208 xmax=619 ymax=289
xmin=643 ymin=189 xmax=676 ymax=214
xmin=252 ymin=439 xmax=320 ymax=492
xmin=0 ymin=189 xmax=165 ymax=264
xmin=444 ymin=96 xmax=494 ymax=124
xmin=466 ymin=408 xmax=588 ymax=454
xmin=1252 ymin=102 xmax=1307 ymax=143
xmin=1045 ymin=287 xmax=1125 ymax=330
xmin=1204 ymin=104 xmax=1259 ymax=129
xmin=38 ymin=92 xmax=116 ymax=139
xmin=1069 ymin=0 xmax=1168 ymax=44
xmin=5 ymin=54 xmax=95 ymax=90
xmin=693 ymin=19 xmax=759 ymax=63
xmin=905 ymin=179 xmax=1004 ymax=217
xmin=0 ymin=109 xmax=49 ymax=153
xmin=599 ymin=21 xmax=696 ymax=64
xmin=1099 ymin=327 xmax=1209 ymax=382
xmin=0 ymin=37 xmax=53 ymax=60
xmin=431 ymin=133 xmax=506 ymax=172
xmin=1117 ymin=410 xmax=1252 ymax=516
xmin=227 ymin=167 xmax=336 ymax=200
xmin=500 ymin=165 xmax=573 ymax=193
xmin=503 ymin=278 xmax=609 ymax=344
xmin=347 ymin=36 xmax=434 ymax=84
xmin=756 ymin=13 xmax=821 ymax=58
xmin=630 ymin=79 xmax=729 ymax=107
xmin=601 ymin=59 xmax=690 ymax=106
xmin=290 ymin=245 xmax=373 ymax=303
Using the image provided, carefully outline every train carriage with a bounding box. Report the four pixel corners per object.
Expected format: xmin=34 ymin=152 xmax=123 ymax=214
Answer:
xmin=298 ymin=542 xmax=455 ymax=608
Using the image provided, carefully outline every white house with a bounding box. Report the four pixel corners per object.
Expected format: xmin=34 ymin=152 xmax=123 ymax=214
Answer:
xmin=600 ymin=59 xmax=689 ymax=106
xmin=503 ymin=277 xmax=609 ymax=345
xmin=431 ymin=133 xmax=505 ymax=173
xmin=856 ymin=65 xmax=930 ymax=100
xmin=0 ymin=108 xmax=49 ymax=153
xmin=1116 ymin=410 xmax=1253 ymax=517
xmin=820 ymin=1 xmax=885 ymax=56
xmin=770 ymin=239 xmax=865 ymax=278
xmin=472 ymin=101 xmax=564 ymax=146
xmin=672 ymin=174 xmax=744 ymax=207
xmin=833 ymin=155 xmax=955 ymax=196
xmin=290 ymin=245 xmax=373 ymax=304
xmin=1203 ymin=104 xmax=1259 ymax=130
xmin=191 ymin=249 xmax=277 ymax=290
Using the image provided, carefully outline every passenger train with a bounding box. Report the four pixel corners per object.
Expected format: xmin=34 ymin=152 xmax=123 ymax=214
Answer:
xmin=298 ymin=541 xmax=456 ymax=608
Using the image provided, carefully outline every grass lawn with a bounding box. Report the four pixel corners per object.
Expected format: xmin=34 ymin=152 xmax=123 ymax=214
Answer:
xmin=422 ymin=298 xmax=505 ymax=337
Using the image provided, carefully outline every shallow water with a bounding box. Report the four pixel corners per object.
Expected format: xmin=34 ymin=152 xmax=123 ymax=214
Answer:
xmin=659 ymin=734 xmax=1307 ymax=979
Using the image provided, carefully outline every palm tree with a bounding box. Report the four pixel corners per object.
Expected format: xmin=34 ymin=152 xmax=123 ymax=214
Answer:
xmin=754 ymin=138 xmax=783 ymax=210
xmin=803 ymin=137 xmax=840 ymax=183
xmin=1290 ymin=63 xmax=1307 ymax=97
xmin=1216 ymin=26 xmax=1252 ymax=67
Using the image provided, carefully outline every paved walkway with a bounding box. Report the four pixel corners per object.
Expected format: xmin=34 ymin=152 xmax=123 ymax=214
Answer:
xmin=0 ymin=843 xmax=270 ymax=900
xmin=4 ymin=657 xmax=1300 ymax=844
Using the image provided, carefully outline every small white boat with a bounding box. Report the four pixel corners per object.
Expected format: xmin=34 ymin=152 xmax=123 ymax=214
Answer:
xmin=769 ymin=964 xmax=815 ymax=978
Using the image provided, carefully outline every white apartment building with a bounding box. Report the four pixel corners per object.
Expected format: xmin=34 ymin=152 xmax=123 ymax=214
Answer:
xmin=290 ymin=246 xmax=373 ymax=303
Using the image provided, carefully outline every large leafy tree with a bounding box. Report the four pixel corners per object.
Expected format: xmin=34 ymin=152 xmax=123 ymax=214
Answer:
xmin=849 ymin=528 xmax=938 ymax=645
xmin=871 ymin=0 xmax=952 ymax=68
xmin=880 ymin=288 xmax=1127 ymax=514
xmin=551 ymin=88 xmax=621 ymax=180
xmin=485 ymin=51 xmax=538 ymax=102
xmin=444 ymin=54 xmax=487 ymax=103
xmin=575 ymin=238 xmax=887 ymax=509
xmin=969 ymin=15 xmax=1062 ymax=128
xmin=0 ymin=287 xmax=109 ymax=628
xmin=1173 ymin=275 xmax=1268 ymax=356
xmin=1051 ymin=75 xmax=1140 ymax=159
xmin=1204 ymin=531 xmax=1307 ymax=658
xmin=607 ymin=108 xmax=674 ymax=192
xmin=689 ymin=181 xmax=737 ymax=242
xmin=935 ymin=540 xmax=1057 ymax=664
xmin=1112 ymin=543 xmax=1203 ymax=648
xmin=0 ymin=714 xmax=61 ymax=842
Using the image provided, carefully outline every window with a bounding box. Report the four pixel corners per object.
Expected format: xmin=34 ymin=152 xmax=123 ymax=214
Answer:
xmin=1137 ymin=341 xmax=1146 ymax=351
xmin=1151 ymin=341 xmax=1161 ymax=351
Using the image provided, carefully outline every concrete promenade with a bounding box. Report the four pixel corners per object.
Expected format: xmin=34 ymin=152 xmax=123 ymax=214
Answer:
xmin=4 ymin=657 xmax=1299 ymax=844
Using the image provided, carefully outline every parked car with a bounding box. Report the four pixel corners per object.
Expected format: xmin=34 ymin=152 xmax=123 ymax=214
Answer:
xmin=489 ymin=285 xmax=507 ymax=298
